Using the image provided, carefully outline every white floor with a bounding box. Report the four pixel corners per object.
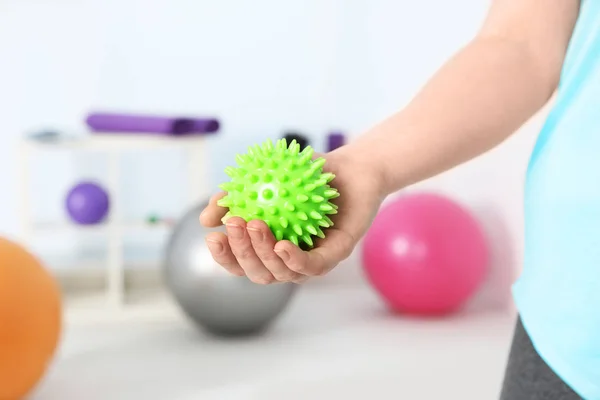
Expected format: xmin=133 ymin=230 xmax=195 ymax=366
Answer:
xmin=33 ymin=284 xmax=516 ymax=400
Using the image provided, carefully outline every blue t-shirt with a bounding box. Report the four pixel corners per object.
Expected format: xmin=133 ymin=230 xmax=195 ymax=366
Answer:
xmin=513 ymin=2 xmax=600 ymax=399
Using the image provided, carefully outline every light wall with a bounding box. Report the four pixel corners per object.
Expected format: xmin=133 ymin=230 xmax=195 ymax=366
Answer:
xmin=0 ymin=0 xmax=545 ymax=308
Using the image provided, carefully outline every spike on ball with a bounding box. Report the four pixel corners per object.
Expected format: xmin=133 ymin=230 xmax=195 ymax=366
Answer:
xmin=217 ymin=138 xmax=339 ymax=248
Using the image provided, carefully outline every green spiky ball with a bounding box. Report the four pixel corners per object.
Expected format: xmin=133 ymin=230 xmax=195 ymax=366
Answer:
xmin=217 ymin=138 xmax=339 ymax=248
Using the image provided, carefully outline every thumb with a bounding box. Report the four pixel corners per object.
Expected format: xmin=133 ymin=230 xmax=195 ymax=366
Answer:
xmin=308 ymin=228 xmax=355 ymax=273
xmin=199 ymin=192 xmax=228 ymax=227
xmin=274 ymin=228 xmax=355 ymax=276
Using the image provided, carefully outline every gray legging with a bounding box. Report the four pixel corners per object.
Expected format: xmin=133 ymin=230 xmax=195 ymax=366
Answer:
xmin=499 ymin=317 xmax=581 ymax=399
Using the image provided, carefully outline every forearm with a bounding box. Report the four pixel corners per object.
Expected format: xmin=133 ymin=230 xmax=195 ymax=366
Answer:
xmin=344 ymin=35 xmax=557 ymax=195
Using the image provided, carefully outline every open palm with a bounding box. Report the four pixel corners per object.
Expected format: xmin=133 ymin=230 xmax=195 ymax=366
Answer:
xmin=199 ymin=147 xmax=385 ymax=284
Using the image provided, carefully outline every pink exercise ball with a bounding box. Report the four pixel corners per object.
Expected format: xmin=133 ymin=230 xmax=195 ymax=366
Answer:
xmin=361 ymin=192 xmax=489 ymax=316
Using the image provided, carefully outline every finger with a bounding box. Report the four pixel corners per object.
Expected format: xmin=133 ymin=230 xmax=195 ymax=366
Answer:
xmin=226 ymin=217 xmax=275 ymax=285
xmin=205 ymin=232 xmax=244 ymax=276
xmin=199 ymin=192 xmax=228 ymax=227
xmin=292 ymin=275 xmax=309 ymax=284
xmin=247 ymin=220 xmax=304 ymax=282
xmin=274 ymin=228 xmax=354 ymax=276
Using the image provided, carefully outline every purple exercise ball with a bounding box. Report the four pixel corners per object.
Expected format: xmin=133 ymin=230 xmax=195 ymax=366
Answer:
xmin=65 ymin=181 xmax=110 ymax=225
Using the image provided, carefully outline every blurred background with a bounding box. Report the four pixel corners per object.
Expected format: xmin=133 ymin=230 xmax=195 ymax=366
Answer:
xmin=0 ymin=0 xmax=551 ymax=399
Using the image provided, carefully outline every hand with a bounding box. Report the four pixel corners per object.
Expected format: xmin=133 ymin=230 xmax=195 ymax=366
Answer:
xmin=199 ymin=145 xmax=386 ymax=284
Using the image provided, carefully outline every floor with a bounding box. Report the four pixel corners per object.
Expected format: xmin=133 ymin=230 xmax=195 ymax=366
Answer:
xmin=33 ymin=284 xmax=516 ymax=400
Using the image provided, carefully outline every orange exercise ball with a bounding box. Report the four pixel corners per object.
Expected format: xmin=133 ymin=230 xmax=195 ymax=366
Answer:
xmin=0 ymin=237 xmax=62 ymax=400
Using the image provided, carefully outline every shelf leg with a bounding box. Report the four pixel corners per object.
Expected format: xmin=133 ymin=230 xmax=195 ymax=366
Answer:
xmin=17 ymin=142 xmax=33 ymax=247
xmin=106 ymin=150 xmax=125 ymax=308
xmin=185 ymin=141 xmax=209 ymax=209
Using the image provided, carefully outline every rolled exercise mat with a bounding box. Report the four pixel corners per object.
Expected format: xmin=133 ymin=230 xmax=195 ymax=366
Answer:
xmin=85 ymin=113 xmax=220 ymax=135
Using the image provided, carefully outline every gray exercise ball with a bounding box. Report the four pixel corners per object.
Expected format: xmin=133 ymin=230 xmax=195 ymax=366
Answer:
xmin=163 ymin=201 xmax=298 ymax=336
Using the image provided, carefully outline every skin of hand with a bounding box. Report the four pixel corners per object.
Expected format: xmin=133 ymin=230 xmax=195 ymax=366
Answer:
xmin=199 ymin=147 xmax=387 ymax=284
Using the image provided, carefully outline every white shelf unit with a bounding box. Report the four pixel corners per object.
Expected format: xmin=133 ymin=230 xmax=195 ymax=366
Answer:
xmin=18 ymin=133 xmax=212 ymax=308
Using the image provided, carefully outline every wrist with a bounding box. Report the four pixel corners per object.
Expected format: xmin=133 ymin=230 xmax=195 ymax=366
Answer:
xmin=329 ymin=141 xmax=392 ymax=198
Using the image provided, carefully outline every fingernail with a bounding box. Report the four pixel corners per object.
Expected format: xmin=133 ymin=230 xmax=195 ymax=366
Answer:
xmin=247 ymin=227 xmax=264 ymax=243
xmin=205 ymin=238 xmax=223 ymax=254
xmin=226 ymin=223 xmax=244 ymax=239
xmin=274 ymin=248 xmax=290 ymax=262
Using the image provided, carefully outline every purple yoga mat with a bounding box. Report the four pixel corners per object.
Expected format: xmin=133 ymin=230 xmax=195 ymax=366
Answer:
xmin=85 ymin=113 xmax=220 ymax=135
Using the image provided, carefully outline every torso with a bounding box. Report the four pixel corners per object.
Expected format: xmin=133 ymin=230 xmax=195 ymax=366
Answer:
xmin=514 ymin=3 xmax=600 ymax=398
